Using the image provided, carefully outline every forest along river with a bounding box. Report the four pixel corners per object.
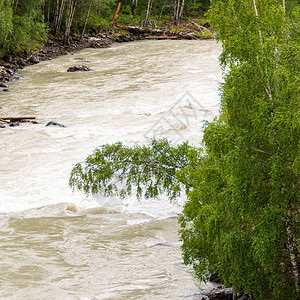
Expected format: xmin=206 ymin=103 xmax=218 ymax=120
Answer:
xmin=0 ymin=40 xmax=222 ymax=299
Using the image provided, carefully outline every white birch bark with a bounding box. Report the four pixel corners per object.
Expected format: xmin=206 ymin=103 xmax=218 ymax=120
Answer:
xmin=81 ymin=0 xmax=93 ymax=39
xmin=179 ymin=0 xmax=185 ymax=21
xmin=144 ymin=0 xmax=153 ymax=27
xmin=286 ymin=211 xmax=299 ymax=293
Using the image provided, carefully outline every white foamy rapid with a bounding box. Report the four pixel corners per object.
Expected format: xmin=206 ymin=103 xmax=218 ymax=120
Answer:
xmin=0 ymin=40 xmax=221 ymax=216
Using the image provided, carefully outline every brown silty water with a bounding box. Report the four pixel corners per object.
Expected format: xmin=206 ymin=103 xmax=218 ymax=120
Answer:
xmin=0 ymin=40 xmax=222 ymax=299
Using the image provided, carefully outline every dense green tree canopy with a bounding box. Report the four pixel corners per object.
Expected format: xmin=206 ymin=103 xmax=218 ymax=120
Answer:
xmin=69 ymin=1 xmax=299 ymax=299
xmin=179 ymin=0 xmax=299 ymax=298
xmin=0 ymin=0 xmax=210 ymax=56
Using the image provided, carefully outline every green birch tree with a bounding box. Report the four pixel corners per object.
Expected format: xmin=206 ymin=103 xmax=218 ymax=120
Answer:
xmin=0 ymin=0 xmax=13 ymax=56
xmin=179 ymin=1 xmax=300 ymax=299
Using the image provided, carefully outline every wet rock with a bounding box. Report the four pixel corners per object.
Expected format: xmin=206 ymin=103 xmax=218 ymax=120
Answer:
xmin=1 ymin=63 xmax=11 ymax=68
xmin=118 ymin=34 xmax=132 ymax=42
xmin=5 ymin=68 xmax=14 ymax=75
xmin=207 ymin=288 xmax=234 ymax=300
xmin=18 ymin=58 xmax=27 ymax=66
xmin=9 ymin=122 xmax=19 ymax=127
xmin=74 ymin=57 xmax=91 ymax=62
xmin=197 ymin=296 xmax=210 ymax=300
xmin=0 ymin=82 xmax=8 ymax=88
xmin=67 ymin=65 xmax=93 ymax=72
xmin=29 ymin=55 xmax=40 ymax=64
xmin=46 ymin=121 xmax=66 ymax=128
xmin=90 ymin=42 xmax=110 ymax=48
xmin=0 ymin=66 xmax=6 ymax=75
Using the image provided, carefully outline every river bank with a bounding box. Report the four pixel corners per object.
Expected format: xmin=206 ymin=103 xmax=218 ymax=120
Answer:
xmin=0 ymin=31 xmax=139 ymax=90
xmin=0 ymin=21 xmax=213 ymax=91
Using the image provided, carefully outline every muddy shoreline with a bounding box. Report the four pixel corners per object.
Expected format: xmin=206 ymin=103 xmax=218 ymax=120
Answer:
xmin=0 ymin=31 xmax=144 ymax=90
xmin=0 ymin=22 xmax=212 ymax=90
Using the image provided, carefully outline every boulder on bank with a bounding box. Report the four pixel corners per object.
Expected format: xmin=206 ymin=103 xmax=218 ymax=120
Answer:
xmin=197 ymin=287 xmax=252 ymax=300
xmin=29 ymin=55 xmax=40 ymax=64
xmin=208 ymin=288 xmax=234 ymax=300
xmin=67 ymin=65 xmax=93 ymax=72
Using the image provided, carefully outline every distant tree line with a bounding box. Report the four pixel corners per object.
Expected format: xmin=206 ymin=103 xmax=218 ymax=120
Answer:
xmin=0 ymin=0 xmax=210 ymax=57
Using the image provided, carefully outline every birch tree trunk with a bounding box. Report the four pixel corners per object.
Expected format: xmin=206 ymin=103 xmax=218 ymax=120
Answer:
xmin=159 ymin=0 xmax=166 ymax=21
xmin=55 ymin=0 xmax=66 ymax=34
xmin=81 ymin=0 xmax=93 ymax=39
xmin=173 ymin=0 xmax=177 ymax=21
xmin=252 ymin=0 xmax=262 ymax=43
xmin=178 ymin=0 xmax=185 ymax=21
xmin=53 ymin=0 xmax=60 ymax=30
xmin=176 ymin=0 xmax=181 ymax=21
xmin=286 ymin=207 xmax=299 ymax=293
xmin=131 ymin=0 xmax=137 ymax=15
xmin=144 ymin=0 xmax=153 ymax=27
xmin=63 ymin=0 xmax=76 ymax=44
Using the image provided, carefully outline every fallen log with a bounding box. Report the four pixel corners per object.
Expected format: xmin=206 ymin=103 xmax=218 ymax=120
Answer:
xmin=191 ymin=21 xmax=212 ymax=35
xmin=145 ymin=35 xmax=179 ymax=39
xmin=145 ymin=34 xmax=194 ymax=40
xmin=115 ymin=24 xmax=164 ymax=36
xmin=114 ymin=25 xmax=195 ymax=39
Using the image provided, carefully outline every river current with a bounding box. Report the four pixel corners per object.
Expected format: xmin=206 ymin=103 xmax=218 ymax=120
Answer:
xmin=0 ymin=40 xmax=222 ymax=299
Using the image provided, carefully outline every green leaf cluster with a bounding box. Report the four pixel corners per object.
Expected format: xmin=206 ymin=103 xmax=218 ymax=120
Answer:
xmin=0 ymin=0 xmax=47 ymax=56
xmin=70 ymin=139 xmax=197 ymax=200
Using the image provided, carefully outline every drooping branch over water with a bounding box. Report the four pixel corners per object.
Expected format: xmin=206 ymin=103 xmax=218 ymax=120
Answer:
xmin=70 ymin=139 xmax=200 ymax=200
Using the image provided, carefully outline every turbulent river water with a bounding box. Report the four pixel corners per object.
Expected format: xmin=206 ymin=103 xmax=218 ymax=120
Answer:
xmin=0 ymin=40 xmax=222 ymax=299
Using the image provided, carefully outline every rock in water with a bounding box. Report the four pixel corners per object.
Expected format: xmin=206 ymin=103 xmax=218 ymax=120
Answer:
xmin=9 ymin=122 xmax=19 ymax=127
xmin=67 ymin=65 xmax=93 ymax=72
xmin=46 ymin=121 xmax=66 ymax=128
xmin=0 ymin=82 xmax=9 ymax=88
